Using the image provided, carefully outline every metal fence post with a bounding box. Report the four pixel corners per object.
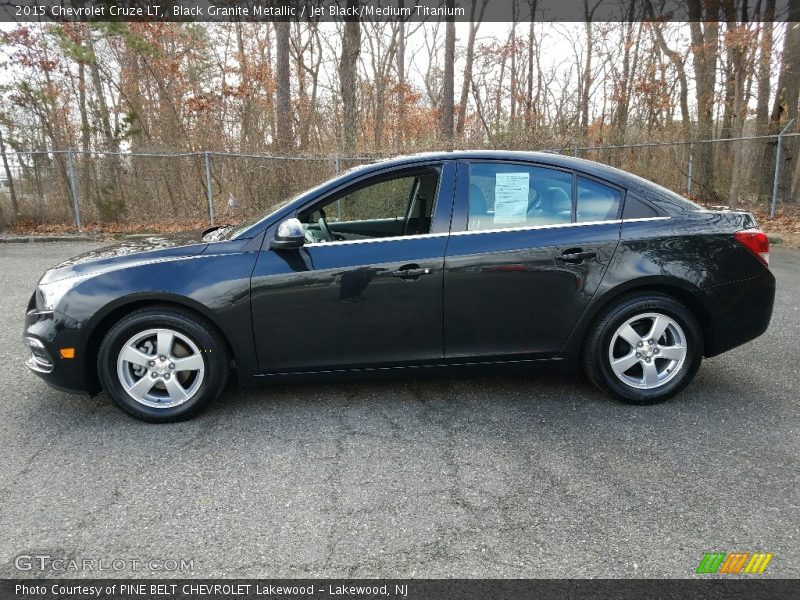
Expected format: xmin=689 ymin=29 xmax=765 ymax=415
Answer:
xmin=770 ymin=119 xmax=795 ymax=218
xmin=333 ymin=155 xmax=342 ymax=220
xmin=204 ymin=151 xmax=215 ymax=225
xmin=573 ymin=145 xmax=578 ymax=158
xmin=66 ymin=148 xmax=82 ymax=231
xmin=687 ymin=140 xmax=694 ymax=196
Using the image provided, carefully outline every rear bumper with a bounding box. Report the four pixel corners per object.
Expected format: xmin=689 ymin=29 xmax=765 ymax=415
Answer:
xmin=23 ymin=308 xmax=91 ymax=394
xmin=700 ymin=267 xmax=776 ymax=357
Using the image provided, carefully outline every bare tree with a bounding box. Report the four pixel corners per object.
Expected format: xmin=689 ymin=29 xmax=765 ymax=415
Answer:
xmin=524 ymin=0 xmax=539 ymax=135
xmin=340 ymin=2 xmax=361 ymax=154
xmin=440 ymin=0 xmax=456 ymax=143
xmin=275 ymin=20 xmax=292 ymax=151
xmin=456 ymin=0 xmax=488 ymax=137
xmin=768 ymin=17 xmax=800 ymax=202
xmin=0 ymin=127 xmax=19 ymax=218
xmin=651 ymin=21 xmax=691 ymax=139
xmin=724 ymin=2 xmax=757 ymax=208
xmin=755 ymin=0 xmax=776 ymax=135
xmin=395 ymin=2 xmax=406 ymax=149
xmin=688 ymin=0 xmax=721 ymax=200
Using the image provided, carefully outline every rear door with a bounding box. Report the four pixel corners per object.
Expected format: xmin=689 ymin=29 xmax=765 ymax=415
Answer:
xmin=443 ymin=160 xmax=622 ymax=360
xmin=250 ymin=161 xmax=455 ymax=373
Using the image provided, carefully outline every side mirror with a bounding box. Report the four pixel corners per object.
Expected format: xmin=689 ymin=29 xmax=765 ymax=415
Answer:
xmin=270 ymin=217 xmax=305 ymax=250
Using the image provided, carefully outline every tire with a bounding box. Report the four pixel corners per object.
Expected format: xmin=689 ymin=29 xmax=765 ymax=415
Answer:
xmin=97 ymin=306 xmax=229 ymax=422
xmin=582 ymin=293 xmax=703 ymax=405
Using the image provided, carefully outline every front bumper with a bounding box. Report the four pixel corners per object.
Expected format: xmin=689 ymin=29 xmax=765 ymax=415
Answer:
xmin=23 ymin=307 xmax=91 ymax=394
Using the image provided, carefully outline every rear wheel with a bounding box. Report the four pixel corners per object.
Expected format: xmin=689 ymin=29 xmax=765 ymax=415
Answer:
xmin=583 ymin=294 xmax=702 ymax=404
xmin=98 ymin=307 xmax=229 ymax=422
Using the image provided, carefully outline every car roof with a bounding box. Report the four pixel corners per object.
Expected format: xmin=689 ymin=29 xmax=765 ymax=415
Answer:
xmin=355 ymin=150 xmax=639 ymax=187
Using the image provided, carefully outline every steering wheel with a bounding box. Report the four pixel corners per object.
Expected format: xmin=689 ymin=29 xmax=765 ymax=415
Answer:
xmin=317 ymin=208 xmax=335 ymax=243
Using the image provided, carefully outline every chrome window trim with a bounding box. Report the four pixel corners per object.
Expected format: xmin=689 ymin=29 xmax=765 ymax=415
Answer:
xmin=304 ymin=231 xmax=450 ymax=248
xmin=300 ymin=216 xmax=671 ymax=247
xmin=451 ymin=219 xmax=623 ymax=237
xmin=621 ymin=216 xmax=672 ymax=223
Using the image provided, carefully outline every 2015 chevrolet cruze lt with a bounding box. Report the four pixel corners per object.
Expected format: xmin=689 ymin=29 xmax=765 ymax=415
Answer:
xmin=23 ymin=151 xmax=775 ymax=422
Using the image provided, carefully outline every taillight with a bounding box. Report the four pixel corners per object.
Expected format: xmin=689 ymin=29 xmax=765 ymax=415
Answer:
xmin=734 ymin=228 xmax=769 ymax=267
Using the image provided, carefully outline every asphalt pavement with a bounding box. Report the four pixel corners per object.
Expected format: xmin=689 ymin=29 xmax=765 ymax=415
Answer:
xmin=0 ymin=242 xmax=797 ymax=578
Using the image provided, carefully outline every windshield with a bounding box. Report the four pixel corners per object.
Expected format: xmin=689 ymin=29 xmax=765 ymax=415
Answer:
xmin=215 ymin=197 xmax=296 ymax=240
xmin=215 ymin=163 xmax=378 ymax=240
xmin=211 ymin=187 xmax=313 ymax=241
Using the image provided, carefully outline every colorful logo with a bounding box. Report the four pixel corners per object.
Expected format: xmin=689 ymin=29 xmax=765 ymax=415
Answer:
xmin=696 ymin=552 xmax=773 ymax=574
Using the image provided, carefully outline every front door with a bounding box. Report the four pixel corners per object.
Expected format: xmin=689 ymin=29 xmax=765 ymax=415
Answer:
xmin=250 ymin=162 xmax=455 ymax=373
xmin=443 ymin=160 xmax=622 ymax=360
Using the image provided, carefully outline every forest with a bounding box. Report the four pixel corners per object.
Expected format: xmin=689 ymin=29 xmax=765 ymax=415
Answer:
xmin=0 ymin=0 xmax=799 ymax=230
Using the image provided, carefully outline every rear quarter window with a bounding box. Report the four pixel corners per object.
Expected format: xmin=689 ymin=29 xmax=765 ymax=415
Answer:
xmin=622 ymin=195 xmax=660 ymax=219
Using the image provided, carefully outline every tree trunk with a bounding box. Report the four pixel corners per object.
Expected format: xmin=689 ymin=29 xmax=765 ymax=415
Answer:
xmin=395 ymin=8 xmax=406 ymax=150
xmin=441 ymin=0 xmax=456 ymax=144
xmin=760 ymin=10 xmax=800 ymax=202
xmin=88 ymin=35 xmax=123 ymax=220
xmin=755 ymin=0 xmax=776 ymax=135
xmin=651 ymin=22 xmax=691 ymax=139
xmin=456 ymin=1 xmax=485 ymax=137
xmin=775 ymin=15 xmax=800 ymax=202
xmin=275 ymin=20 xmax=292 ymax=151
xmin=510 ymin=3 xmax=518 ymax=122
xmin=340 ymin=3 xmax=361 ymax=154
xmin=721 ymin=4 xmax=750 ymax=205
xmin=688 ymin=0 xmax=720 ymax=201
xmin=0 ymin=128 xmax=19 ymax=218
xmin=524 ymin=1 xmax=538 ymax=135
xmin=579 ymin=1 xmax=596 ymax=143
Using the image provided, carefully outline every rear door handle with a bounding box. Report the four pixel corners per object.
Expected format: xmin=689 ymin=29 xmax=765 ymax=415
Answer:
xmin=392 ymin=264 xmax=431 ymax=279
xmin=556 ymin=250 xmax=597 ymax=264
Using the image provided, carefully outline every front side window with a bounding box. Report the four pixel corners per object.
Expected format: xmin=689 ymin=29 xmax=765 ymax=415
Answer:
xmin=467 ymin=163 xmax=574 ymax=231
xmin=300 ymin=169 xmax=439 ymax=243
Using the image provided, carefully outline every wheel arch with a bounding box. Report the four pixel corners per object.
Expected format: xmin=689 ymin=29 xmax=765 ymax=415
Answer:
xmin=562 ymin=276 xmax=713 ymax=361
xmin=82 ymin=293 xmax=238 ymax=395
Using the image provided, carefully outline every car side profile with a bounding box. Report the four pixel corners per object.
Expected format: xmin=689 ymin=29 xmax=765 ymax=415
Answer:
xmin=23 ymin=151 xmax=775 ymax=422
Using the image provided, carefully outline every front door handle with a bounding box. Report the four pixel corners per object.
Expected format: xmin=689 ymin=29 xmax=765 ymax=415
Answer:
xmin=392 ymin=264 xmax=431 ymax=279
xmin=556 ymin=249 xmax=597 ymax=264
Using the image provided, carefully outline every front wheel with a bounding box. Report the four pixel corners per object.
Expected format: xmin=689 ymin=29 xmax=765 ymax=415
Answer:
xmin=582 ymin=294 xmax=703 ymax=404
xmin=97 ymin=306 xmax=229 ymax=422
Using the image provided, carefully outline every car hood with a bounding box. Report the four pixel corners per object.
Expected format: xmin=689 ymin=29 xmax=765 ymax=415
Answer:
xmin=40 ymin=231 xmax=209 ymax=284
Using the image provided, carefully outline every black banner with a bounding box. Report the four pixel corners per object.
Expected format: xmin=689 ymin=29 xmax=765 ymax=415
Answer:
xmin=0 ymin=0 xmax=795 ymax=23
xmin=3 ymin=579 xmax=800 ymax=600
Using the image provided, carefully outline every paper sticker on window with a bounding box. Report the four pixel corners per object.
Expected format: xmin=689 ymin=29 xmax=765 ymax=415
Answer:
xmin=494 ymin=172 xmax=529 ymax=224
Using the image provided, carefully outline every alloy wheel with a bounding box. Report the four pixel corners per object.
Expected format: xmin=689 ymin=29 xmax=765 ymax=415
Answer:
xmin=116 ymin=328 xmax=205 ymax=408
xmin=608 ymin=312 xmax=688 ymax=390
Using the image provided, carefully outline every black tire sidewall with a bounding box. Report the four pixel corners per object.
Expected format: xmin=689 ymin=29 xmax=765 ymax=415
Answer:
xmin=98 ymin=310 xmax=227 ymax=422
xmin=591 ymin=295 xmax=702 ymax=404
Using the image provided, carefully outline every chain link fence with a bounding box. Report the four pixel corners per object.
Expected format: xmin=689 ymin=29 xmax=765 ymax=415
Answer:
xmin=1 ymin=133 xmax=798 ymax=231
xmin=575 ymin=131 xmax=799 ymax=214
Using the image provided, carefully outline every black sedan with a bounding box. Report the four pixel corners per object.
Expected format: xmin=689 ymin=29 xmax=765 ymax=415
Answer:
xmin=23 ymin=151 xmax=775 ymax=422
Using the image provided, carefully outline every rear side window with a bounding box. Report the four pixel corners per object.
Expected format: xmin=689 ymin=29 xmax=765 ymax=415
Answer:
xmin=467 ymin=163 xmax=574 ymax=231
xmin=576 ymin=177 xmax=622 ymax=222
xmin=622 ymin=194 xmax=660 ymax=219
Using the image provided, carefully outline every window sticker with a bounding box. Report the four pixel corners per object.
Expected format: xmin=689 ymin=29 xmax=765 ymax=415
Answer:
xmin=494 ymin=172 xmax=530 ymax=224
